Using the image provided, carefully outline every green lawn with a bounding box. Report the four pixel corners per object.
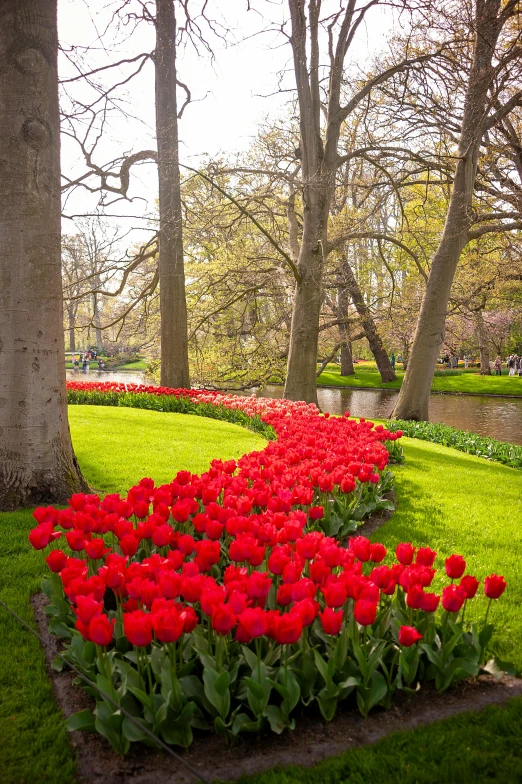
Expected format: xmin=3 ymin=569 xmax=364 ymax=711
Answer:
xmin=116 ymin=359 xmax=148 ymax=370
xmin=1 ymin=409 xmax=522 ymax=783
xmin=317 ymin=363 xmax=522 ymax=397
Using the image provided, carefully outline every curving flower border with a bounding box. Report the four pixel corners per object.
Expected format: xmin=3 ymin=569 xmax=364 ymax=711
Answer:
xmin=29 ymin=382 xmax=508 ymax=754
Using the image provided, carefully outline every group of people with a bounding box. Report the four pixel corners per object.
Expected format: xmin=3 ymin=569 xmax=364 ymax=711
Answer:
xmin=70 ymin=351 xmax=106 ymax=373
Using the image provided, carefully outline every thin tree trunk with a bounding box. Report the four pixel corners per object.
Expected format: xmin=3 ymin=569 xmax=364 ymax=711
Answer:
xmin=475 ymin=309 xmax=491 ymax=375
xmin=392 ymin=0 xmax=503 ymax=420
xmin=338 ymin=283 xmax=355 ymax=376
xmin=155 ymin=0 xmax=190 ymax=389
xmin=342 ymin=258 xmax=396 ymax=383
xmin=68 ymin=306 xmax=76 ymax=352
xmin=340 ymin=341 xmax=355 ymax=376
xmin=92 ymin=290 xmax=103 ymax=354
xmin=0 ymin=0 xmax=86 ymax=510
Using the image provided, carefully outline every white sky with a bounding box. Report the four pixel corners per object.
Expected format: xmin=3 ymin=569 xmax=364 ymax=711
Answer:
xmin=58 ymin=0 xmax=391 ymax=244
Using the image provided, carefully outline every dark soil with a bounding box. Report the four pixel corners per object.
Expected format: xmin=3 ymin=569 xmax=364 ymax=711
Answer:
xmin=33 ymin=593 xmax=522 ymax=784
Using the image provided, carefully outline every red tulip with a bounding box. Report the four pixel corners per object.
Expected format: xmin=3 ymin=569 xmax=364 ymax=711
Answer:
xmin=350 ymin=536 xmax=371 ymax=562
xmin=396 ymin=542 xmax=415 ymax=565
xmin=460 ymin=575 xmax=479 ymax=599
xmin=354 ymin=599 xmax=377 ymax=626
xmin=85 ymin=538 xmax=111 ymax=560
xmin=445 ymin=554 xmax=466 ymax=579
xmin=369 ymin=542 xmax=387 ymax=563
xmin=322 ymin=581 xmax=347 ymax=608
xmin=45 ymin=549 xmax=67 ymax=573
xmin=416 ymin=547 xmax=437 ymax=567
xmin=238 ymin=607 xmax=269 ymax=639
xmin=484 ymin=574 xmax=507 ymax=599
xmin=273 ymin=612 xmax=302 ymax=644
xmin=421 ymin=592 xmax=440 ymax=613
xmin=442 ymin=584 xmax=467 ymax=613
xmin=124 ymin=610 xmax=153 ymax=647
xmin=152 ymin=605 xmax=183 ymax=643
xmin=398 ymin=626 xmax=422 ymax=647
xmin=75 ymin=594 xmax=103 ymax=625
xmin=89 ymin=615 xmax=115 ymax=646
xmin=319 ymin=608 xmax=343 ymax=635
xmin=212 ymin=604 xmax=237 ymax=635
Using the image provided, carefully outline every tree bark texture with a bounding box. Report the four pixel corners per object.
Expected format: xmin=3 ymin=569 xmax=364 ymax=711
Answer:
xmin=340 ymin=341 xmax=355 ymax=376
xmin=475 ymin=309 xmax=491 ymax=375
xmin=342 ymin=259 xmax=396 ymax=383
xmin=284 ymin=0 xmax=330 ymax=405
xmin=337 ymin=284 xmax=354 ymax=376
xmin=392 ymin=0 xmax=503 ymax=420
xmin=155 ymin=0 xmax=190 ymax=389
xmin=0 ymin=0 xmax=87 ymax=510
xmin=67 ymin=306 xmax=76 ymax=352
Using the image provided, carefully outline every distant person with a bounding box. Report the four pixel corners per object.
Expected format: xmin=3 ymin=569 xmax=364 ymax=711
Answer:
xmin=98 ymin=358 xmax=105 ymax=370
xmin=73 ymin=357 xmax=79 ymax=373
xmin=391 ymin=353 xmax=396 ymax=370
xmin=494 ymin=355 xmax=502 ymax=376
xmin=508 ymin=355 xmax=515 ymax=376
xmin=464 ymin=355 xmax=469 ymax=369
xmin=82 ymin=357 xmax=87 ymax=373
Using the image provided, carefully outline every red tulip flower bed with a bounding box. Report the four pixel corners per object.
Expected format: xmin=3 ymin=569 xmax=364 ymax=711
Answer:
xmin=30 ymin=383 xmax=507 ymax=754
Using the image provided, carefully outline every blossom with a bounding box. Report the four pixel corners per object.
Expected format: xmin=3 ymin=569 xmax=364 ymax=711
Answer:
xmin=484 ymin=574 xmax=507 ymax=599
xmin=124 ymin=610 xmax=153 ymax=647
xmin=88 ymin=615 xmax=115 ymax=646
xmin=398 ymin=626 xmax=422 ymax=647
xmin=445 ymin=555 xmax=466 ymax=579
xmin=319 ymin=608 xmax=343 ymax=635
xmin=441 ymin=584 xmax=467 ymax=613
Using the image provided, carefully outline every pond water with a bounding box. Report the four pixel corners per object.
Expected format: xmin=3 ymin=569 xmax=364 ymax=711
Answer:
xmin=66 ymin=370 xmax=522 ymax=446
xmin=66 ymin=369 xmax=148 ymax=386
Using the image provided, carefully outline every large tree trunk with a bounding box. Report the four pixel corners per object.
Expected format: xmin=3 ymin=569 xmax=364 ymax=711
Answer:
xmin=155 ymin=0 xmax=190 ymax=389
xmin=475 ymin=309 xmax=491 ymax=375
xmin=284 ymin=213 xmax=326 ymax=404
xmin=392 ymin=0 xmax=503 ymax=420
xmin=342 ymin=258 xmax=396 ymax=383
xmin=0 ymin=0 xmax=87 ymax=510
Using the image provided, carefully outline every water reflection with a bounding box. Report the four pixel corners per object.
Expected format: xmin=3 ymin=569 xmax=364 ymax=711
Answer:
xmin=65 ymin=370 xmax=522 ymax=446
xmin=261 ymin=385 xmax=522 ymax=446
xmin=66 ymin=369 xmax=151 ymax=386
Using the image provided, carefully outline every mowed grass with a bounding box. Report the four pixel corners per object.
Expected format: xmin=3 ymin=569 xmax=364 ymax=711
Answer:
xmin=68 ymin=405 xmax=267 ymax=494
xmin=317 ymin=363 xmax=522 ymax=397
xmin=0 ymin=407 xmax=266 ymax=784
xmin=1 ymin=408 xmax=522 ymax=782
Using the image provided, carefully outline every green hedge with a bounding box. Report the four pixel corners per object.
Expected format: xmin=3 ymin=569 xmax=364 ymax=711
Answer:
xmin=388 ymin=419 xmax=522 ymax=469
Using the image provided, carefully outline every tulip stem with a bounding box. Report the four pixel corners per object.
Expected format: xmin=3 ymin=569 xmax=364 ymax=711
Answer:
xmin=484 ymin=598 xmax=493 ymax=629
xmin=256 ymin=638 xmax=261 ymax=682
